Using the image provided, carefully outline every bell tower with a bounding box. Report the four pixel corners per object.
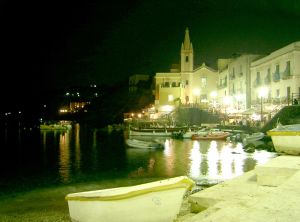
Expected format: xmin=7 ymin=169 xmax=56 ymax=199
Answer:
xmin=181 ymin=27 xmax=194 ymax=72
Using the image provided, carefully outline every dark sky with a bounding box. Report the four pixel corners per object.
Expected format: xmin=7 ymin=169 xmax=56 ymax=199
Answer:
xmin=1 ymin=0 xmax=300 ymax=106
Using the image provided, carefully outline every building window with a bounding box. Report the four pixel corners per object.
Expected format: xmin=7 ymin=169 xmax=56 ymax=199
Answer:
xmin=265 ymin=68 xmax=271 ymax=84
xmin=168 ymin=95 xmax=174 ymax=102
xmin=273 ymin=64 xmax=280 ymax=82
xmin=239 ymin=65 xmax=243 ymax=76
xmin=256 ymin=72 xmax=261 ymax=86
xmin=201 ymin=77 xmax=207 ymax=87
xmin=282 ymin=61 xmax=291 ymax=79
xmin=186 ymin=80 xmax=189 ymax=85
xmin=276 ymin=89 xmax=280 ymax=98
xmin=186 ymin=56 xmax=189 ymax=62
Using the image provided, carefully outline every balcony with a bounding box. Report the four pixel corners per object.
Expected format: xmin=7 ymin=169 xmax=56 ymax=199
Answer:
xmin=281 ymin=67 xmax=291 ymax=80
xmin=160 ymin=82 xmax=182 ymax=88
xmin=272 ymin=71 xmax=280 ymax=82
xmin=264 ymin=75 xmax=271 ymax=85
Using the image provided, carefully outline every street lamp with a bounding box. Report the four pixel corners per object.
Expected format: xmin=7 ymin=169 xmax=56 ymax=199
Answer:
xmin=258 ymin=87 xmax=268 ymax=123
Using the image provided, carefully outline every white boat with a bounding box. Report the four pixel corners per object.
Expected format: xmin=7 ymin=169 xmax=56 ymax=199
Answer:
xmin=65 ymin=176 xmax=195 ymax=222
xmin=129 ymin=127 xmax=173 ymax=137
xmin=128 ymin=126 xmax=187 ymax=137
xmin=126 ymin=138 xmax=164 ymax=149
xmin=182 ymin=128 xmax=209 ymax=139
xmin=267 ymin=123 xmax=300 ymax=155
xmin=242 ymin=132 xmax=265 ymax=144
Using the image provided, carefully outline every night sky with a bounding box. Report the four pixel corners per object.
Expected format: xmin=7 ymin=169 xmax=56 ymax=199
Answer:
xmin=1 ymin=0 xmax=300 ymax=107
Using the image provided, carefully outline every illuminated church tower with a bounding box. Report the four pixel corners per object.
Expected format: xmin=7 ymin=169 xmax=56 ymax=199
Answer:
xmin=181 ymin=27 xmax=194 ymax=72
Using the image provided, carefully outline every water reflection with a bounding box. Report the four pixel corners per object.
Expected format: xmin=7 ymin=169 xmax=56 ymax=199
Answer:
xmin=74 ymin=124 xmax=81 ymax=171
xmin=1 ymin=126 xmax=278 ymax=192
xmin=126 ymin=137 xmax=277 ymax=183
xmin=59 ymin=132 xmax=70 ymax=183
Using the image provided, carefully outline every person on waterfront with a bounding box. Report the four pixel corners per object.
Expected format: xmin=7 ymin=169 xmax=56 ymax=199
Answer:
xmin=293 ymin=98 xmax=298 ymax=105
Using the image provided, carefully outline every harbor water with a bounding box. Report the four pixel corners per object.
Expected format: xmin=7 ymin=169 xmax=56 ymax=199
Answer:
xmin=0 ymin=123 xmax=277 ymax=221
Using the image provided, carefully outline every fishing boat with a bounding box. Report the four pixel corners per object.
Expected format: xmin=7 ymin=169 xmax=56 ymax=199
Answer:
xmin=125 ymin=138 xmax=164 ymax=149
xmin=65 ymin=176 xmax=195 ymax=222
xmin=129 ymin=126 xmax=185 ymax=137
xmin=191 ymin=131 xmax=231 ymax=140
xmin=267 ymin=123 xmax=300 ymax=155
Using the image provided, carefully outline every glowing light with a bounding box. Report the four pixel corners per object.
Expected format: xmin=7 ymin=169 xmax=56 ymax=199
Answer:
xmin=210 ymin=91 xmax=217 ymax=98
xmin=168 ymin=94 xmax=174 ymax=102
xmin=223 ymin=96 xmax=232 ymax=105
xmin=258 ymin=87 xmax=269 ymax=98
xmin=193 ymin=88 xmax=200 ymax=96
xmin=161 ymin=105 xmax=174 ymax=112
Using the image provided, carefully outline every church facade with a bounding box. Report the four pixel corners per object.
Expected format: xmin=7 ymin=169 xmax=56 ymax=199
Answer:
xmin=154 ymin=28 xmax=218 ymax=113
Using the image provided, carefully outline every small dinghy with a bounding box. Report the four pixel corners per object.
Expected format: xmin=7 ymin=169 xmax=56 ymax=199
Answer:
xmin=65 ymin=176 xmax=195 ymax=222
xmin=125 ymin=138 xmax=164 ymax=149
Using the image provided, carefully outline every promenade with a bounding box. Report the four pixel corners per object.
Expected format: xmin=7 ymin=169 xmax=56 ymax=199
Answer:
xmin=178 ymin=155 xmax=300 ymax=222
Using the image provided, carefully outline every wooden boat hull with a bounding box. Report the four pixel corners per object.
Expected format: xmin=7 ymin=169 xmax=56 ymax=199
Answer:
xmin=192 ymin=132 xmax=230 ymax=140
xmin=66 ymin=176 xmax=195 ymax=222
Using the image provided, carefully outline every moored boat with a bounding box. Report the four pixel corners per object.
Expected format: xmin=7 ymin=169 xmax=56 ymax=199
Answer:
xmin=267 ymin=123 xmax=300 ymax=155
xmin=39 ymin=121 xmax=72 ymax=131
xmin=65 ymin=176 xmax=195 ymax=222
xmin=242 ymin=132 xmax=265 ymax=144
xmin=192 ymin=131 xmax=231 ymax=140
xmin=126 ymin=138 xmax=164 ymax=149
xmin=129 ymin=126 xmax=185 ymax=137
xmin=181 ymin=128 xmax=209 ymax=139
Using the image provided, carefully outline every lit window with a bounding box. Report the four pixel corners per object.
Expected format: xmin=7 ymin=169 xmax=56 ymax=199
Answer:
xmin=168 ymin=95 xmax=174 ymax=102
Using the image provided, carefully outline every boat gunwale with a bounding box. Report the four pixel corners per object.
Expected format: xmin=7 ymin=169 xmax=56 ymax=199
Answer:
xmin=65 ymin=177 xmax=195 ymax=201
xmin=267 ymin=131 xmax=300 ymax=136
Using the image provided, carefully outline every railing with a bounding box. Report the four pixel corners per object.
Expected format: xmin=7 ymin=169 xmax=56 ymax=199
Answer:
xmin=291 ymin=93 xmax=300 ymax=105
xmin=272 ymin=71 xmax=280 ymax=82
xmin=264 ymin=76 xmax=271 ymax=84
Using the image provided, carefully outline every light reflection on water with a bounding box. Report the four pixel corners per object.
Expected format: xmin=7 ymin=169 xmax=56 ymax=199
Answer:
xmin=0 ymin=125 xmax=277 ymax=191
xmin=124 ymin=137 xmax=277 ymax=183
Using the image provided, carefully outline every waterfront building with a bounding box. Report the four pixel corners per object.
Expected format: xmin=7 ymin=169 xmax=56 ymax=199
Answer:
xmin=154 ymin=28 xmax=218 ymax=113
xmin=223 ymin=54 xmax=261 ymax=113
xmin=250 ymin=41 xmax=300 ymax=118
xmin=154 ymin=28 xmax=300 ymax=119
